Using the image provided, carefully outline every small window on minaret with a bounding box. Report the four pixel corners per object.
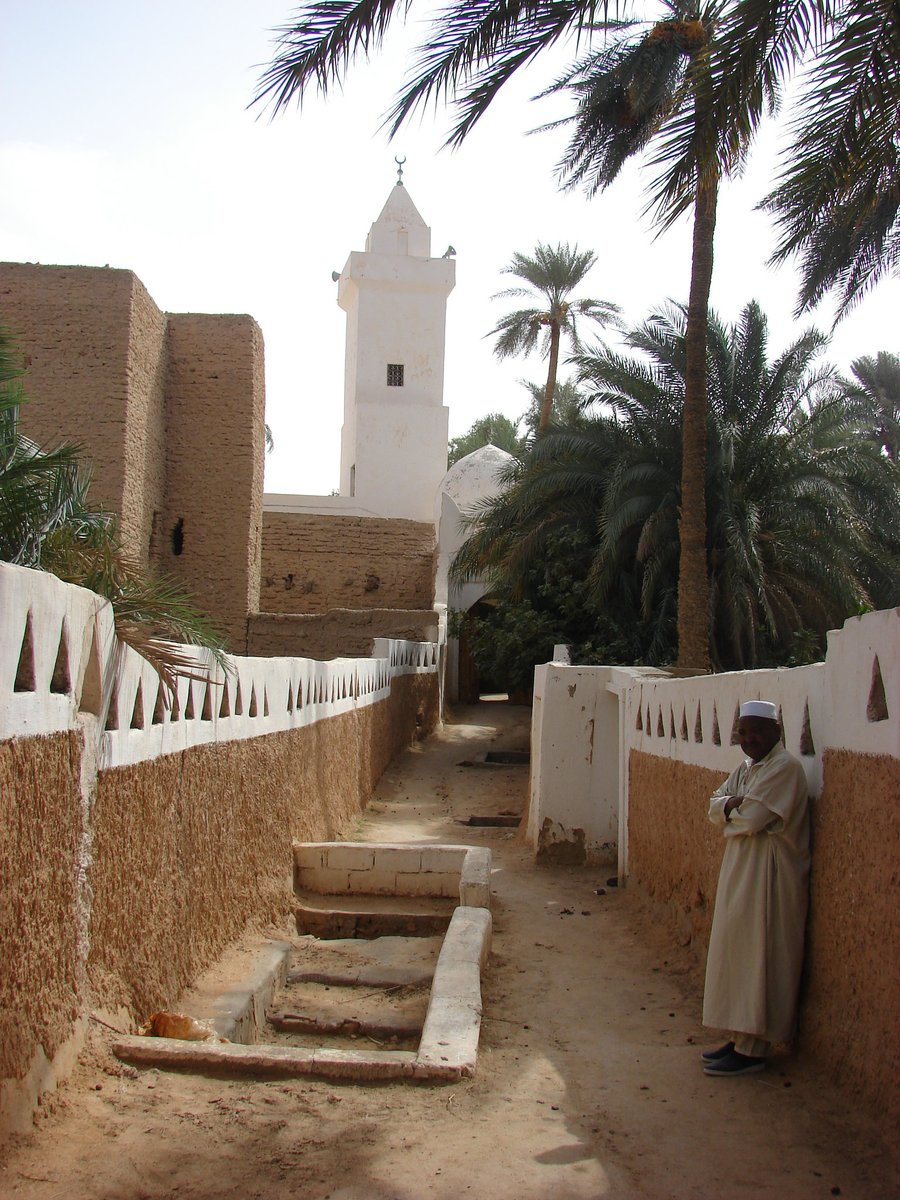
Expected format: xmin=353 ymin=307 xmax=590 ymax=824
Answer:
xmin=387 ymin=363 xmax=404 ymax=387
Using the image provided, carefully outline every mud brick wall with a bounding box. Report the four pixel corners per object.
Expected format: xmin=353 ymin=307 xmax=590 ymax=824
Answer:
xmin=0 ymin=732 xmax=83 ymax=1110
xmin=0 ymin=264 xmax=266 ymax=648
xmin=799 ymin=748 xmax=900 ymax=1127
xmin=86 ymin=673 xmax=437 ymax=1020
xmin=162 ymin=314 xmax=265 ymax=652
xmin=627 ymin=745 xmax=899 ymax=1132
xmin=260 ymin=513 xmax=435 ymax=615
xmin=627 ymin=751 xmax=723 ymax=948
xmin=3 ymin=670 xmax=436 ymax=1138
xmin=247 ymin=609 xmax=439 ymax=660
xmin=0 ymin=263 xmax=168 ymax=568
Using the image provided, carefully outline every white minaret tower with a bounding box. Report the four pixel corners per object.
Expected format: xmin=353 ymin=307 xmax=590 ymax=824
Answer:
xmin=336 ymin=169 xmax=455 ymax=522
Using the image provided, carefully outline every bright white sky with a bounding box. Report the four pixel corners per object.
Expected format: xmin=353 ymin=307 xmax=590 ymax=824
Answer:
xmin=2 ymin=0 xmax=897 ymax=496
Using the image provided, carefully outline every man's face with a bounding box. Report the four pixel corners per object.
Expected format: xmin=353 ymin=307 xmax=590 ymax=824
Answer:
xmin=737 ymin=716 xmax=781 ymax=762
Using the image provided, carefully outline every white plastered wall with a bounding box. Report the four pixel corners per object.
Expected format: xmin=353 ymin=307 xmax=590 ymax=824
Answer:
xmin=527 ymin=607 xmax=899 ymax=873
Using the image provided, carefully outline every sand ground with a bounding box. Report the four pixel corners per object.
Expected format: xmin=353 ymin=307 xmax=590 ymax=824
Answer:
xmin=0 ymin=700 xmax=896 ymax=1200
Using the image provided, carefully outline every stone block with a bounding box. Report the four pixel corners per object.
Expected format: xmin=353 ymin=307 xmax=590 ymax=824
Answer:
xmin=394 ymin=871 xmax=442 ymax=896
xmin=459 ymin=848 xmax=492 ymax=909
xmin=326 ymin=845 xmax=376 ymax=872
xmin=197 ymin=941 xmax=292 ymax=1042
xmin=372 ymin=846 xmax=424 ymax=873
xmin=310 ymin=1048 xmax=416 ymax=1080
xmin=348 ymin=867 xmax=399 ymax=894
xmin=420 ymin=846 xmax=466 ymax=873
xmin=297 ymin=866 xmax=352 ymax=894
xmin=459 ymin=879 xmax=491 ymax=908
xmin=292 ymin=844 xmax=328 ymax=871
xmin=417 ymin=995 xmax=481 ymax=1071
xmin=443 ymin=906 xmax=493 ymax=968
xmin=430 ymin=958 xmax=481 ymax=1001
xmin=111 ymin=1036 xmax=417 ymax=1081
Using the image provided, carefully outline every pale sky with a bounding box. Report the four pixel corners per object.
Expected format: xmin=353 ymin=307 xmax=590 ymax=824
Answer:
xmin=2 ymin=1 xmax=897 ymax=496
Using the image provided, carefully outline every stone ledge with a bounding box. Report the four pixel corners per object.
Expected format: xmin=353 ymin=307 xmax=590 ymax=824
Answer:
xmin=192 ymin=942 xmax=293 ymax=1042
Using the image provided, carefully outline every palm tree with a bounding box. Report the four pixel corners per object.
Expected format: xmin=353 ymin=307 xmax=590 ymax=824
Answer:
xmin=454 ymin=300 xmax=900 ymax=670
xmin=541 ymin=2 xmax=738 ymax=671
xmin=521 ymin=376 xmax=591 ymax=434
xmin=837 ymin=351 xmax=900 ymax=462
xmin=256 ymin=2 xmax=900 ymax=664
xmin=488 ymin=243 xmax=621 ymax=432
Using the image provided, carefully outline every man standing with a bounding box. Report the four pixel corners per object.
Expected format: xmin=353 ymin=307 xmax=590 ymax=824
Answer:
xmin=701 ymin=700 xmax=810 ymax=1077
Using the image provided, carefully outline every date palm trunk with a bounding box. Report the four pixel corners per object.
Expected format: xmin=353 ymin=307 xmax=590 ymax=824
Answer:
xmin=676 ymin=173 xmax=718 ymax=671
xmin=539 ymin=320 xmax=562 ymax=432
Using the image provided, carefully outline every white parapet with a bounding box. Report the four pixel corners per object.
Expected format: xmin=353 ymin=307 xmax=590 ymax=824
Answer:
xmin=527 ymin=607 xmax=899 ymax=876
xmin=0 ymin=562 xmax=438 ymax=769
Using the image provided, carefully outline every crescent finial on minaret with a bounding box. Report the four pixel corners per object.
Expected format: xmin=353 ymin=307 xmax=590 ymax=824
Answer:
xmin=394 ymin=155 xmax=406 ymax=185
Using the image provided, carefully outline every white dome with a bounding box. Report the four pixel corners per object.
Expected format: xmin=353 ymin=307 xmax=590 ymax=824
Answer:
xmin=438 ymin=444 xmax=515 ymax=514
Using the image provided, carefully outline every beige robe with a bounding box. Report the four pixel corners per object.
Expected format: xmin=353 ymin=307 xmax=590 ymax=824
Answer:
xmin=702 ymin=743 xmax=810 ymax=1044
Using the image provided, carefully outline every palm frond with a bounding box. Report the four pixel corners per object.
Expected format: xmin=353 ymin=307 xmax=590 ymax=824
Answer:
xmin=761 ymin=1 xmax=900 ymax=314
xmin=253 ymin=1 xmax=413 ymax=114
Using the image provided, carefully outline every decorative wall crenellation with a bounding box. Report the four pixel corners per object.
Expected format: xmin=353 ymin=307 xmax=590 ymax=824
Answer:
xmin=1 ymin=562 xmax=437 ymax=770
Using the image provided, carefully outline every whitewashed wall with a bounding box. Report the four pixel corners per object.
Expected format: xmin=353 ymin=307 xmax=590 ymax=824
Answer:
xmin=0 ymin=563 xmax=438 ymax=768
xmin=528 ymin=607 xmax=899 ymax=873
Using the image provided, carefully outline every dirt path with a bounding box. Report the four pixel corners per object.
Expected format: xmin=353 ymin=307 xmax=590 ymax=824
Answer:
xmin=1 ymin=701 xmax=896 ymax=1200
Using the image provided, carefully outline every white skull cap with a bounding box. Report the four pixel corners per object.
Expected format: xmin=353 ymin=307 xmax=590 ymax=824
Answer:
xmin=739 ymin=700 xmax=778 ymax=721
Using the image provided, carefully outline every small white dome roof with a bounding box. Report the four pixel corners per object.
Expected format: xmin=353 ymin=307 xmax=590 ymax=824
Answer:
xmin=439 ymin=444 xmax=514 ymax=512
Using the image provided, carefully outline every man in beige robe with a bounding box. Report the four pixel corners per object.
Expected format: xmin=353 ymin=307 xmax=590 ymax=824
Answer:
xmin=701 ymin=700 xmax=810 ymax=1076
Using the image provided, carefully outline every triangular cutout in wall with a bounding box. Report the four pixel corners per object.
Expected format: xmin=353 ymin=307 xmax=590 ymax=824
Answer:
xmin=14 ymin=612 xmax=36 ymax=692
xmin=50 ymin=621 xmax=71 ymax=694
xmin=130 ymin=680 xmax=145 ymax=729
xmin=867 ymin=656 xmax=889 ymax=722
xmin=799 ymin=701 xmax=816 ymax=755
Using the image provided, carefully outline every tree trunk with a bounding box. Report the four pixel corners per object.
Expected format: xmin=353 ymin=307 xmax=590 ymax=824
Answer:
xmin=676 ymin=174 xmax=718 ymax=671
xmin=539 ymin=322 xmax=561 ymax=432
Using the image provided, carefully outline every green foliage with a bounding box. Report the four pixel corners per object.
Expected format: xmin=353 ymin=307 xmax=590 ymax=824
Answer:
xmin=837 ymin=351 xmax=900 ymax=462
xmin=457 ymin=602 xmax=560 ymax=695
xmin=454 ymin=525 xmax=665 ymax=693
xmin=747 ymin=2 xmax=900 ymax=314
xmin=454 ymin=301 xmax=900 ymax=674
xmin=520 ymin=377 xmax=591 ymax=435
xmin=447 ymin=379 xmax=591 ymax=465
xmin=0 ymin=326 xmax=227 ymax=688
xmin=448 ymin=412 xmax=524 ymax=465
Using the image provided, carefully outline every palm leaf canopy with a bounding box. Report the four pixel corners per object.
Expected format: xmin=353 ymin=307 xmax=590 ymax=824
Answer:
xmin=488 ymin=241 xmax=621 ymax=358
xmin=255 ymin=3 xmax=621 ymax=143
xmin=454 ymin=299 xmax=899 ymax=669
xmin=760 ymin=1 xmax=900 ymax=314
xmin=710 ymin=0 xmax=899 ymax=316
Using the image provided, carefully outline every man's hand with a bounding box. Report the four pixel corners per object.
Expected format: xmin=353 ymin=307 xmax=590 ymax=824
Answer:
xmin=723 ymin=795 xmax=743 ymax=817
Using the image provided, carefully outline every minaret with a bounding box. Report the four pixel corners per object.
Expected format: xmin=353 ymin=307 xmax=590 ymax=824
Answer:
xmin=336 ymin=167 xmax=455 ymax=522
